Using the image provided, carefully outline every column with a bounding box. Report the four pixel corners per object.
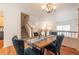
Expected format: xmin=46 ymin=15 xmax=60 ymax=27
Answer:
xmin=77 ymin=8 xmax=79 ymax=39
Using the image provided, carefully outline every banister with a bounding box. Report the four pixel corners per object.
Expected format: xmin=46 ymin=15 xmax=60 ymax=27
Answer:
xmin=56 ymin=30 xmax=78 ymax=39
xmin=56 ymin=31 xmax=78 ymax=33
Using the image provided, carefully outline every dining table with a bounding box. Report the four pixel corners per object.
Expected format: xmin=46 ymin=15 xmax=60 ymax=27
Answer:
xmin=32 ymin=35 xmax=56 ymax=55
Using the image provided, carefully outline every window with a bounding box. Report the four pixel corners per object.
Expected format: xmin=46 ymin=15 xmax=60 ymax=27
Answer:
xmin=56 ymin=25 xmax=70 ymax=37
xmin=56 ymin=25 xmax=78 ymax=39
xmin=56 ymin=25 xmax=70 ymax=31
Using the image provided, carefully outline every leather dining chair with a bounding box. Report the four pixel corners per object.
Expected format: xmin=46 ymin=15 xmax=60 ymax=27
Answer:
xmin=0 ymin=31 xmax=3 ymax=39
xmin=12 ymin=36 xmax=41 ymax=55
xmin=49 ymin=32 xmax=57 ymax=35
xmin=45 ymin=35 xmax=64 ymax=55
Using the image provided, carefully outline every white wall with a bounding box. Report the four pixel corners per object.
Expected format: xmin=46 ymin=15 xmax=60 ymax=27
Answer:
xmin=1 ymin=4 xmax=40 ymax=47
xmin=0 ymin=4 xmax=21 ymax=47
xmin=29 ymin=16 xmax=40 ymax=32
xmin=29 ymin=15 xmax=56 ymax=32
xmin=55 ymin=19 xmax=79 ymax=51
xmin=63 ymin=38 xmax=79 ymax=51
xmin=39 ymin=17 xmax=56 ymax=31
xmin=29 ymin=15 xmax=79 ymax=51
xmin=0 ymin=4 xmax=40 ymax=47
xmin=28 ymin=11 xmax=79 ymax=51
xmin=55 ymin=19 xmax=78 ymax=31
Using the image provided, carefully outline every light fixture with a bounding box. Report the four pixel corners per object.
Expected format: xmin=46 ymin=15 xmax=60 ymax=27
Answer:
xmin=42 ymin=3 xmax=57 ymax=13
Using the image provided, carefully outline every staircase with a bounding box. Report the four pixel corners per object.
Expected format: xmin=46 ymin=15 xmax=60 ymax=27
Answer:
xmin=21 ymin=23 xmax=34 ymax=39
xmin=21 ymin=26 xmax=29 ymax=39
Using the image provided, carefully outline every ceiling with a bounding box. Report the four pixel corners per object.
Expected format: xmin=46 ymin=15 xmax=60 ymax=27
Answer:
xmin=18 ymin=3 xmax=79 ymax=18
xmin=16 ymin=3 xmax=79 ymax=22
xmin=0 ymin=3 xmax=79 ymax=21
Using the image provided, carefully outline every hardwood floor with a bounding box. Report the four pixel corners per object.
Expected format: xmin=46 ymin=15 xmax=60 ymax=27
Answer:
xmin=0 ymin=40 xmax=3 ymax=48
xmin=0 ymin=44 xmax=79 ymax=55
xmin=46 ymin=46 xmax=79 ymax=55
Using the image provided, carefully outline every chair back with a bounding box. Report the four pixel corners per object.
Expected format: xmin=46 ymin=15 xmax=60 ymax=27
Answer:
xmin=55 ymin=35 xmax=64 ymax=51
xmin=34 ymin=32 xmax=39 ymax=36
xmin=12 ymin=36 xmax=24 ymax=55
xmin=50 ymin=32 xmax=57 ymax=35
xmin=0 ymin=31 xmax=3 ymax=39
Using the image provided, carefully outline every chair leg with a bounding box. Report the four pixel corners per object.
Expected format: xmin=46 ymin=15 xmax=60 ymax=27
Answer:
xmin=58 ymin=51 xmax=60 ymax=55
xmin=44 ymin=49 xmax=47 ymax=55
xmin=54 ymin=52 xmax=57 ymax=55
xmin=40 ymin=48 xmax=44 ymax=55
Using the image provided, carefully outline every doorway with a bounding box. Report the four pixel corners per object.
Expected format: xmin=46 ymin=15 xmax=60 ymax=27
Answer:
xmin=21 ymin=13 xmax=29 ymax=39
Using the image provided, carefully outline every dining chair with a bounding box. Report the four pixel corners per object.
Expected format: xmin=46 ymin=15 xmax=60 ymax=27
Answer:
xmin=12 ymin=36 xmax=41 ymax=55
xmin=0 ymin=31 xmax=3 ymax=39
xmin=45 ymin=35 xmax=64 ymax=55
xmin=33 ymin=32 xmax=39 ymax=37
xmin=49 ymin=32 xmax=57 ymax=35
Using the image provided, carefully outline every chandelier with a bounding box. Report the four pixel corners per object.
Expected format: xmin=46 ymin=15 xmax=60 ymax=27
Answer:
xmin=42 ymin=3 xmax=57 ymax=13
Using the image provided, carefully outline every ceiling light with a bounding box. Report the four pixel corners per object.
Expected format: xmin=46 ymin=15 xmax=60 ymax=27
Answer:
xmin=42 ymin=3 xmax=57 ymax=13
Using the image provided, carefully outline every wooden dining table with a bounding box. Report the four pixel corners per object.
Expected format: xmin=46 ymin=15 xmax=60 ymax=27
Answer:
xmin=32 ymin=36 xmax=56 ymax=55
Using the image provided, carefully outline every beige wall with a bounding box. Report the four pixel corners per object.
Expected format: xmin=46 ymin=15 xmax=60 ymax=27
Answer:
xmin=62 ymin=37 xmax=79 ymax=51
xmin=29 ymin=13 xmax=79 ymax=51
xmin=0 ymin=4 xmax=21 ymax=47
xmin=55 ymin=19 xmax=78 ymax=31
xmin=0 ymin=16 xmax=3 ymax=26
xmin=0 ymin=4 xmax=39 ymax=47
xmin=55 ymin=19 xmax=79 ymax=51
xmin=29 ymin=16 xmax=56 ymax=32
xmin=1 ymin=4 xmax=39 ymax=47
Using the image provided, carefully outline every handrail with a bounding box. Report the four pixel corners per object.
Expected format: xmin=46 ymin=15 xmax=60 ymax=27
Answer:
xmin=27 ymin=23 xmax=33 ymax=29
xmin=25 ymin=23 xmax=34 ymax=38
xmin=56 ymin=31 xmax=78 ymax=39
xmin=56 ymin=31 xmax=78 ymax=33
xmin=25 ymin=24 xmax=31 ymax=38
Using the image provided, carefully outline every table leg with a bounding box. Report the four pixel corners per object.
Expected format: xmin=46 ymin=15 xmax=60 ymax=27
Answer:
xmin=44 ymin=48 xmax=47 ymax=55
xmin=40 ymin=48 xmax=44 ymax=55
